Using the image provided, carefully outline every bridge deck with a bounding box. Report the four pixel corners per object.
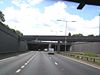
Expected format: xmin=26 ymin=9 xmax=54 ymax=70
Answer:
xmin=22 ymin=35 xmax=100 ymax=42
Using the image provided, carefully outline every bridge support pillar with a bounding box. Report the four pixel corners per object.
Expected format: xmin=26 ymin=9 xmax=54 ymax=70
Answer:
xmin=48 ymin=43 xmax=51 ymax=48
xmin=57 ymin=40 xmax=60 ymax=53
xmin=48 ymin=43 xmax=52 ymax=50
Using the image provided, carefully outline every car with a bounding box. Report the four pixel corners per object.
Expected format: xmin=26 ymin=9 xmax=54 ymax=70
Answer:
xmin=44 ymin=48 xmax=48 ymax=52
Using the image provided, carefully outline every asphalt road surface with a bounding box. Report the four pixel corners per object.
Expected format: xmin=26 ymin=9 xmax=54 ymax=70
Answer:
xmin=0 ymin=51 xmax=100 ymax=75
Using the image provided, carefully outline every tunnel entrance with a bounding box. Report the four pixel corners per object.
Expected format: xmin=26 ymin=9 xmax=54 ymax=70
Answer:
xmin=28 ymin=43 xmax=71 ymax=51
xmin=28 ymin=43 xmax=48 ymax=51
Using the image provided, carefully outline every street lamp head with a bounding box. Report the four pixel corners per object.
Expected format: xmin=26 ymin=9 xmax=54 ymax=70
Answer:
xmin=71 ymin=21 xmax=76 ymax=22
xmin=57 ymin=20 xmax=62 ymax=21
xmin=57 ymin=19 xmax=76 ymax=22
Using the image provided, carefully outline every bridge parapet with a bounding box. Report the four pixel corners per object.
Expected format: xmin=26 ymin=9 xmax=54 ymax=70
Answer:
xmin=21 ymin=35 xmax=100 ymax=42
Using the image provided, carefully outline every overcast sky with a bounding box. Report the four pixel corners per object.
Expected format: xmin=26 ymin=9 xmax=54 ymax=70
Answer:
xmin=0 ymin=0 xmax=100 ymax=35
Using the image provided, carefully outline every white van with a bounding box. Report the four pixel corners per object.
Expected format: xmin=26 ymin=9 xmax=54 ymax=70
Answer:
xmin=48 ymin=48 xmax=54 ymax=55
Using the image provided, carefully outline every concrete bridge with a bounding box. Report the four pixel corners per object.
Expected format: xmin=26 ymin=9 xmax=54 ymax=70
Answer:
xmin=21 ymin=35 xmax=100 ymax=52
xmin=22 ymin=35 xmax=100 ymax=42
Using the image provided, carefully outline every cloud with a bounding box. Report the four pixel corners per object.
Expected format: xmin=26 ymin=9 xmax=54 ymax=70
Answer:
xmin=44 ymin=1 xmax=67 ymax=20
xmin=0 ymin=0 xmax=3 ymax=4
xmin=3 ymin=1 xmax=99 ymax=35
xmin=12 ymin=0 xmax=43 ymax=7
xmin=3 ymin=6 xmax=42 ymax=35
xmin=27 ymin=0 xmax=43 ymax=6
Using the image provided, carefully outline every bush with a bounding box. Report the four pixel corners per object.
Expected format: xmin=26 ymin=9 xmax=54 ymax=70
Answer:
xmin=84 ymin=51 xmax=97 ymax=57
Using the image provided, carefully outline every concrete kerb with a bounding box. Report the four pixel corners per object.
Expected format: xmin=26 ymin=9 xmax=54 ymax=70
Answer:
xmin=56 ymin=53 xmax=100 ymax=69
xmin=59 ymin=52 xmax=100 ymax=64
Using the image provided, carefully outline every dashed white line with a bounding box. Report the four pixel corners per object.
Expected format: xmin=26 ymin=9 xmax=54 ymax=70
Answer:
xmin=49 ymin=57 xmax=51 ymax=59
xmin=21 ymin=65 xmax=25 ymax=69
xmin=55 ymin=62 xmax=58 ymax=65
xmin=27 ymin=55 xmax=35 ymax=64
xmin=15 ymin=53 xmax=37 ymax=73
xmin=27 ymin=60 xmax=30 ymax=64
xmin=16 ymin=69 xmax=21 ymax=73
xmin=25 ymin=63 xmax=28 ymax=65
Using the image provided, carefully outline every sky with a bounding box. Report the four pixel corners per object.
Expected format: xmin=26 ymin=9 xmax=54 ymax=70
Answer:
xmin=0 ymin=0 xmax=100 ymax=36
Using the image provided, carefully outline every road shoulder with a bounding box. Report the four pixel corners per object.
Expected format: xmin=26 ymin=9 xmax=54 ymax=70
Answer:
xmin=58 ymin=54 xmax=100 ymax=70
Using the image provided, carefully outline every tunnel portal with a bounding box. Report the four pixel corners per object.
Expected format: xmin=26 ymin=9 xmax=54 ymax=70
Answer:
xmin=28 ymin=43 xmax=71 ymax=51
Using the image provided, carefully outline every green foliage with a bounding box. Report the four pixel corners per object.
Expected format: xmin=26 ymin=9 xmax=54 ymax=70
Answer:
xmin=68 ymin=32 xmax=71 ymax=36
xmin=88 ymin=34 xmax=94 ymax=36
xmin=15 ymin=30 xmax=23 ymax=37
xmin=84 ymin=51 xmax=97 ymax=57
xmin=72 ymin=33 xmax=83 ymax=36
xmin=0 ymin=11 xmax=5 ymax=22
xmin=0 ymin=10 xmax=23 ymax=37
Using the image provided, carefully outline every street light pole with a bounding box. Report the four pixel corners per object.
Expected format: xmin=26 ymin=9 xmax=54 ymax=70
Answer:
xmin=57 ymin=20 xmax=76 ymax=52
xmin=55 ymin=31 xmax=57 ymax=51
xmin=65 ymin=21 xmax=67 ymax=52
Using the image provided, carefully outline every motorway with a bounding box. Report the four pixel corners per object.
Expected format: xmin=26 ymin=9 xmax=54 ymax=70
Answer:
xmin=0 ymin=51 xmax=100 ymax=75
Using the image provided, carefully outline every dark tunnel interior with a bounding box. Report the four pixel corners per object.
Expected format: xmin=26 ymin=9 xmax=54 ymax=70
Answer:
xmin=28 ymin=43 xmax=71 ymax=51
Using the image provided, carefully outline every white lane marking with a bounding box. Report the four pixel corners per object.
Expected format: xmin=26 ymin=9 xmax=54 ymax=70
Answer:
xmin=21 ymin=65 xmax=25 ymax=69
xmin=26 ymin=56 xmax=34 ymax=64
xmin=26 ymin=60 xmax=30 ymax=64
xmin=25 ymin=63 xmax=28 ymax=65
xmin=15 ymin=52 xmax=38 ymax=73
xmin=16 ymin=69 xmax=21 ymax=73
xmin=49 ymin=57 xmax=51 ymax=59
xmin=55 ymin=62 xmax=58 ymax=65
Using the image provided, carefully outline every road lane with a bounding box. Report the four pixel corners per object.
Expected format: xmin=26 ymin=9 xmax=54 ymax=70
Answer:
xmin=17 ymin=52 xmax=62 ymax=75
xmin=16 ymin=51 xmax=100 ymax=75
xmin=0 ymin=51 xmax=100 ymax=75
xmin=0 ymin=51 xmax=37 ymax=75
xmin=49 ymin=53 xmax=100 ymax=75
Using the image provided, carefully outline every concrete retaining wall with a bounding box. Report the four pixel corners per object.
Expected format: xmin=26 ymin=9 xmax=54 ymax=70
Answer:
xmin=0 ymin=22 xmax=20 ymax=53
xmin=0 ymin=22 xmax=27 ymax=53
xmin=70 ymin=42 xmax=100 ymax=54
xmin=19 ymin=41 xmax=28 ymax=51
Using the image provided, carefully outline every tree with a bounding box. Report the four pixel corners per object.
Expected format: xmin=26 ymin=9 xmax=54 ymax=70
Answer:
xmin=88 ymin=34 xmax=94 ymax=36
xmin=68 ymin=32 xmax=71 ymax=36
xmin=0 ymin=11 xmax=5 ymax=22
xmin=72 ymin=33 xmax=83 ymax=36
xmin=15 ymin=30 xmax=23 ymax=37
